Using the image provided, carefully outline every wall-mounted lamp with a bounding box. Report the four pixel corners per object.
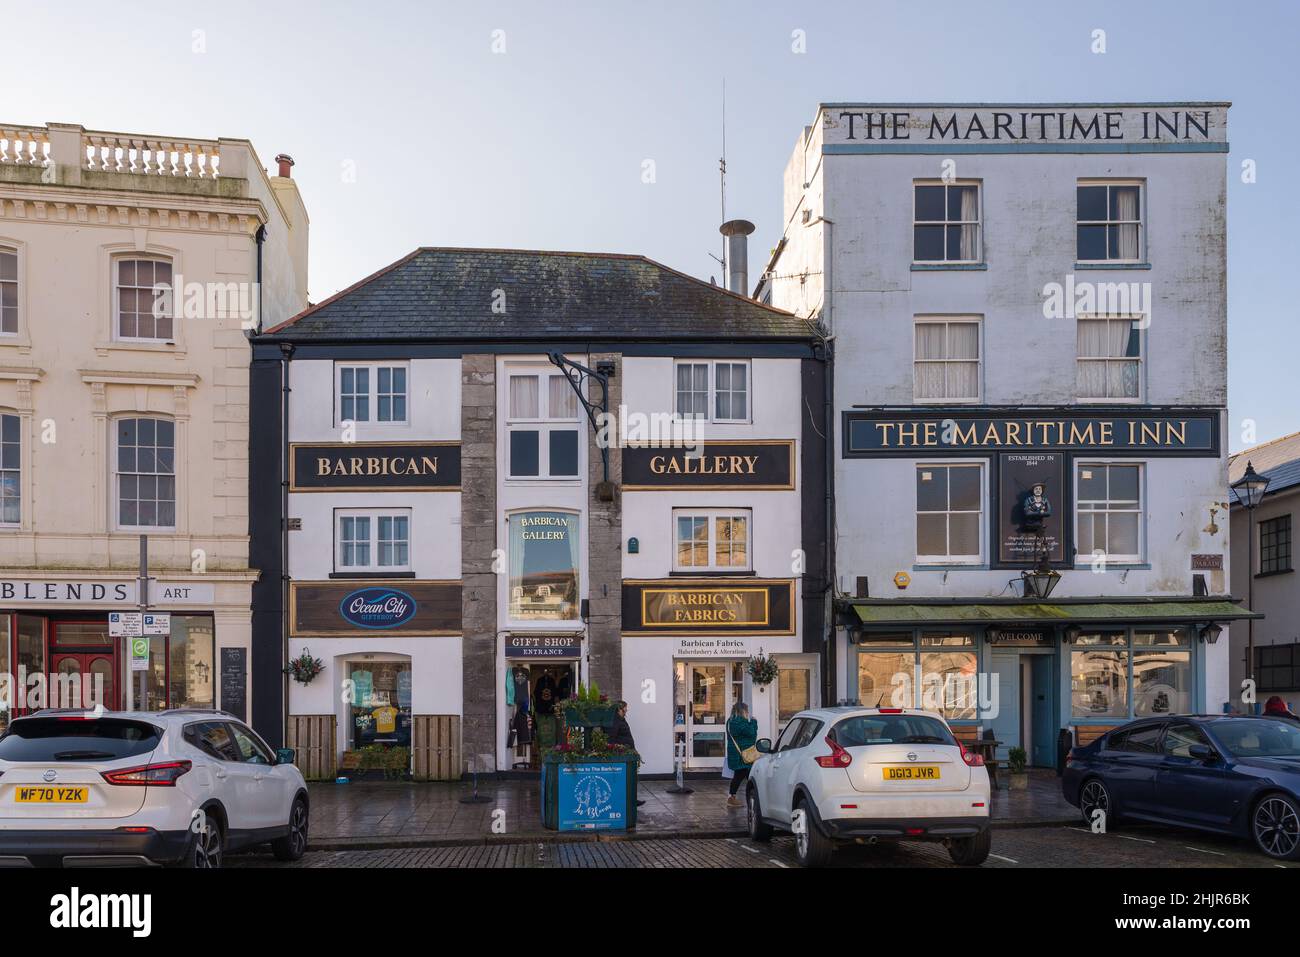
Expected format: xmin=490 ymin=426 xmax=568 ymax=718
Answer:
xmin=1200 ymin=622 xmax=1223 ymax=644
xmin=1062 ymin=625 xmax=1082 ymax=644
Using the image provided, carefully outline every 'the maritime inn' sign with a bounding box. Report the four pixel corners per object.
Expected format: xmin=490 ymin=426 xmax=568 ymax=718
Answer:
xmin=843 ymin=410 xmax=1220 ymax=458
xmin=289 ymin=442 xmax=461 ymax=491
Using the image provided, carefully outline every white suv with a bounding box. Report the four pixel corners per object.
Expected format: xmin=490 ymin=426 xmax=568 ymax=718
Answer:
xmin=746 ymin=707 xmax=992 ymax=867
xmin=0 ymin=709 xmax=309 ymax=868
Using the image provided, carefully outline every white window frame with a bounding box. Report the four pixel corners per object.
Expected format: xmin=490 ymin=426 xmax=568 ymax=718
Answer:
xmin=1076 ymin=179 xmax=1145 ymax=264
xmin=0 ymin=244 xmax=20 ymax=340
xmin=673 ymin=359 xmax=752 ymax=424
xmin=0 ymin=411 xmax=20 ymax=527
xmin=1075 ymin=313 xmax=1145 ymax=403
xmin=505 ymin=370 xmax=583 ymax=481
xmin=112 ymin=415 xmax=177 ymax=532
xmin=912 ymin=180 xmax=982 ymax=265
xmin=672 ymin=508 xmax=754 ymax=572
xmin=334 ymin=508 xmax=413 ymax=572
xmin=334 ymin=362 xmax=410 ymax=426
xmin=113 ymin=256 xmax=175 ymax=343
xmin=913 ymin=317 xmax=982 ymax=404
xmin=915 ymin=462 xmax=985 ymax=565
xmin=1074 ymin=461 xmax=1145 ymax=565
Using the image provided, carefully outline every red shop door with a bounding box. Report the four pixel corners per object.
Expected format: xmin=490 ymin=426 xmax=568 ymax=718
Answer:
xmin=49 ymin=652 xmax=118 ymax=710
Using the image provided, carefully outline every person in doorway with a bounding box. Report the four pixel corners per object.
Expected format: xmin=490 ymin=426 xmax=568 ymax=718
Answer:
xmin=609 ymin=701 xmax=646 ymax=806
xmin=725 ymin=701 xmax=758 ymax=809
xmin=1264 ymin=696 xmax=1300 ymax=723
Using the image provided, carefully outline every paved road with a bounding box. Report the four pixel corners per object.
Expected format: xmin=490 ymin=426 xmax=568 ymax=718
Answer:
xmin=229 ymin=823 xmax=1297 ymax=869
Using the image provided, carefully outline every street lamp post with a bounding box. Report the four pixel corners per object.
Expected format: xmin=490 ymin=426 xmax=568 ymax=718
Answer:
xmin=1231 ymin=461 xmax=1270 ymax=701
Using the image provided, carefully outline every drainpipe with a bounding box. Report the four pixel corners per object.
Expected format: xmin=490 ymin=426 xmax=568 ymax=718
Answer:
xmin=254 ymin=225 xmax=266 ymax=334
xmin=279 ymin=341 xmax=294 ymax=744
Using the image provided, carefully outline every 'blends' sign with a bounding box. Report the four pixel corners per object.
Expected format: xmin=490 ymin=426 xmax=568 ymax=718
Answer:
xmin=289 ymin=443 xmax=461 ymax=491
xmin=844 ymin=410 xmax=1220 ymax=458
xmin=622 ymin=579 xmax=795 ymax=635
xmin=290 ymin=581 xmax=462 ymax=636
xmin=622 ymin=440 xmax=795 ymax=490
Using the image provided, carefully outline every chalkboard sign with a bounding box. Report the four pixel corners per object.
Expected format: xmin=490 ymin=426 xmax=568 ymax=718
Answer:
xmin=221 ymin=648 xmax=247 ymax=722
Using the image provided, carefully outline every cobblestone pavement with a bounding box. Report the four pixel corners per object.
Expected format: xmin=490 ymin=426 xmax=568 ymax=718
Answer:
xmin=304 ymin=769 xmax=1076 ymax=845
xmin=230 ymin=823 xmax=1298 ymax=869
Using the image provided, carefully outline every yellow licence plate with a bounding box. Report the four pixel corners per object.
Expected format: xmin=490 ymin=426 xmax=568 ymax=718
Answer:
xmin=882 ymin=765 xmax=941 ymax=781
xmin=14 ymin=786 xmax=88 ymax=803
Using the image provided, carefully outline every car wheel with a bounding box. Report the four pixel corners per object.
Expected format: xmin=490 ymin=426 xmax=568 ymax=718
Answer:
xmin=1252 ymin=793 xmax=1300 ymax=861
xmin=947 ymin=829 xmax=991 ymax=866
xmin=1079 ymin=778 xmax=1115 ymax=829
xmin=179 ymin=817 xmax=224 ymax=869
xmin=746 ymin=785 xmax=773 ymax=843
xmin=272 ymin=796 xmax=310 ymax=862
xmin=792 ymin=798 xmax=835 ymax=868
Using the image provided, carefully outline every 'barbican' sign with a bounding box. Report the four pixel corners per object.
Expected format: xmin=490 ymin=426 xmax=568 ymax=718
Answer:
xmin=843 ymin=410 xmax=1220 ymax=458
xmin=289 ymin=443 xmax=461 ymax=491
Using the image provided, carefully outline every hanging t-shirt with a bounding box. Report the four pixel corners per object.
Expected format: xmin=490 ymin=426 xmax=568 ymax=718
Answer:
xmin=372 ymin=706 xmax=398 ymax=734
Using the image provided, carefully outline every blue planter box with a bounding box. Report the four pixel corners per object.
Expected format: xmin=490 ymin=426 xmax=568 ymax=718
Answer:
xmin=540 ymin=755 xmax=638 ymax=831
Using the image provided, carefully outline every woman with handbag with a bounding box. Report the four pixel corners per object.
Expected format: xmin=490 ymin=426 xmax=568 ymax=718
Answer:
xmin=724 ymin=701 xmax=759 ymax=808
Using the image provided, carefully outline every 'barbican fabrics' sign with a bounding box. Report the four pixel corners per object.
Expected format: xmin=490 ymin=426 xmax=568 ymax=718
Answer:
xmin=843 ymin=410 xmax=1220 ymax=458
xmin=289 ymin=443 xmax=461 ymax=491
xmin=822 ymin=106 xmax=1227 ymax=147
xmin=623 ymin=440 xmax=795 ymax=491
xmin=622 ymin=579 xmax=795 ymax=636
xmin=290 ymin=581 xmax=461 ymax=636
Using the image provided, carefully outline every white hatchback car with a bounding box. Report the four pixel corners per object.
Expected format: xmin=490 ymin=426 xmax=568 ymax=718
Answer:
xmin=746 ymin=706 xmax=992 ymax=867
xmin=0 ymin=709 xmax=309 ymax=868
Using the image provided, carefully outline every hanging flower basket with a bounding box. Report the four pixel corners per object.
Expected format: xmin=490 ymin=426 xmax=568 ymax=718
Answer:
xmin=746 ymin=649 xmax=780 ymax=687
xmin=284 ymin=648 xmax=325 ymax=685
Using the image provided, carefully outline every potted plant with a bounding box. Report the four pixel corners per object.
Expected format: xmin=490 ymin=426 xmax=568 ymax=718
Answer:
xmin=557 ymin=680 xmax=616 ymax=728
xmin=746 ymin=649 xmax=780 ymax=691
xmin=1007 ymin=746 xmax=1029 ymax=790
xmin=540 ymin=726 xmax=640 ymax=832
xmin=283 ymin=648 xmax=325 ymax=685
xmin=358 ymin=744 xmax=411 ymax=781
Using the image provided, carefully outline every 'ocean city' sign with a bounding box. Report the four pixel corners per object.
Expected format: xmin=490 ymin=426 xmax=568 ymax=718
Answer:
xmin=290 ymin=581 xmax=462 ymax=636
xmin=339 ymin=587 xmax=417 ymax=630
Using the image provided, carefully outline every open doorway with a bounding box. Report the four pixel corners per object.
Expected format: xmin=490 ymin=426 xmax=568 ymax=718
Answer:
xmin=506 ymin=661 xmax=575 ymax=769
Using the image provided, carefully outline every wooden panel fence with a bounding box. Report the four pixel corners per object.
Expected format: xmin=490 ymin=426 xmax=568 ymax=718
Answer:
xmin=412 ymin=714 xmax=462 ymax=781
xmin=286 ymin=715 xmax=337 ymax=781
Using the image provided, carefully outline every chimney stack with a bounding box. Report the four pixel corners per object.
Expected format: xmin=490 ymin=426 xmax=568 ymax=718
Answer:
xmin=274 ymin=153 xmax=295 ymax=178
xmin=720 ymin=219 xmax=755 ymax=297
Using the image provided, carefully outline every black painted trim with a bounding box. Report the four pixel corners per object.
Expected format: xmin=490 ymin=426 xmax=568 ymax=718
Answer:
xmin=249 ymin=355 xmax=285 ymax=749
xmin=801 ymin=356 xmax=829 ymax=656
xmin=253 ymin=340 xmax=816 ymax=361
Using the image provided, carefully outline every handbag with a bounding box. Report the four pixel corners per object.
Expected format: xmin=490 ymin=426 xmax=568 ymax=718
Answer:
xmin=727 ymin=726 xmax=760 ymax=765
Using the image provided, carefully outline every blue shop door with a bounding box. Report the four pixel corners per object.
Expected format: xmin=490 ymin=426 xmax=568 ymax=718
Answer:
xmin=988 ymin=652 xmax=1020 ymax=763
xmin=1030 ymin=655 xmax=1056 ymax=767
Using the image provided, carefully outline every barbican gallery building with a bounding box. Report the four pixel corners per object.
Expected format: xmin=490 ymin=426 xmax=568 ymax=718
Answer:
xmin=249 ymin=245 xmax=830 ymax=776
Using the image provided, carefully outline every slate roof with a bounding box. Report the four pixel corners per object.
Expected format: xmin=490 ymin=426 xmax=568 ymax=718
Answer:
xmin=262 ymin=247 xmax=814 ymax=342
xmin=1229 ymin=430 xmax=1300 ymax=502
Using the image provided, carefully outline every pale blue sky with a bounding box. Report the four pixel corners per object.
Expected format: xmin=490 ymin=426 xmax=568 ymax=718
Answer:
xmin=6 ymin=0 xmax=1295 ymax=450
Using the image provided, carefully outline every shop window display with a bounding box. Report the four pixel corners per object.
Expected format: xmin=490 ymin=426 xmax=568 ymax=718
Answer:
xmin=348 ymin=661 xmax=413 ymax=750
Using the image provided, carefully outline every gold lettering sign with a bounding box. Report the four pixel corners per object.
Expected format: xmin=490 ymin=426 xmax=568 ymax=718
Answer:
xmin=290 ymin=443 xmax=461 ymax=491
xmin=857 ymin=415 xmax=1212 ymax=454
xmin=641 ymin=588 xmax=769 ymax=627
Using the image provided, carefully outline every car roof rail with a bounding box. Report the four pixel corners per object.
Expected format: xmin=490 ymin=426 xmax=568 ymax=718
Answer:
xmin=156 ymin=708 xmax=239 ymax=718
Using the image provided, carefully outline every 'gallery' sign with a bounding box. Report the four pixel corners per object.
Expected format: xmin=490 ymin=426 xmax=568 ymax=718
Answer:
xmin=622 ymin=579 xmax=795 ymax=635
xmin=289 ymin=443 xmax=461 ymax=491
xmin=843 ymin=410 xmax=1220 ymax=458
xmin=623 ymin=440 xmax=795 ymax=490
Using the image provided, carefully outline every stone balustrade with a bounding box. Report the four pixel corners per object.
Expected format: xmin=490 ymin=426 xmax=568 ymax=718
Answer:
xmin=1 ymin=123 xmax=223 ymax=178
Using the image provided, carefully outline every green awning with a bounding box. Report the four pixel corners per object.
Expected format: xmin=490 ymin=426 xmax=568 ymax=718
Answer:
xmin=847 ymin=599 xmax=1260 ymax=628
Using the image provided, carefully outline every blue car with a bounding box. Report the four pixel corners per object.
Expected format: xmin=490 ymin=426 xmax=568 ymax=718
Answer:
xmin=1062 ymin=714 xmax=1300 ymax=860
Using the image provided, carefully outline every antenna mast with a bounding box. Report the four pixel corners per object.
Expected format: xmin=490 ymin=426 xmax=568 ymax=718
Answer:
xmin=710 ymin=78 xmax=727 ymax=277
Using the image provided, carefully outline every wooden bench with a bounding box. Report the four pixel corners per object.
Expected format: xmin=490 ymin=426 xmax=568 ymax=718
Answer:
xmin=950 ymin=726 xmax=1001 ymax=786
xmin=1073 ymin=725 xmax=1119 ymax=748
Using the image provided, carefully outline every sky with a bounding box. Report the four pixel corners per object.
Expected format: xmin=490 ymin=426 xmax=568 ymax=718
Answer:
xmin=5 ymin=0 xmax=1296 ymax=451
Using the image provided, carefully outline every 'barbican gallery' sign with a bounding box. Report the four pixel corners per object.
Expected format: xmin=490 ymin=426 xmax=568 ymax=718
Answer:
xmin=289 ymin=443 xmax=461 ymax=491
xmin=622 ymin=440 xmax=795 ymax=490
xmin=822 ymin=106 xmax=1226 ymax=147
xmin=843 ymin=410 xmax=1220 ymax=458
xmin=290 ymin=581 xmax=462 ymax=636
xmin=622 ymin=579 xmax=795 ymax=636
